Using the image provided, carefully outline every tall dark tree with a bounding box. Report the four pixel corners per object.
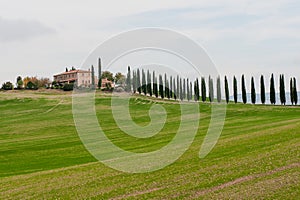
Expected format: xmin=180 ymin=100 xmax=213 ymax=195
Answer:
xmin=241 ymin=75 xmax=247 ymax=104
xmin=290 ymin=78 xmax=294 ymax=105
xmin=176 ymin=75 xmax=180 ymax=100
xmin=137 ymin=69 xmax=141 ymax=94
xmin=159 ymin=74 xmax=164 ymax=99
xmin=224 ymin=76 xmax=229 ymax=104
xmin=294 ymin=77 xmax=298 ymax=105
xmin=217 ymin=76 xmax=221 ymax=103
xmin=260 ymin=75 xmax=266 ymax=104
xmin=153 ymin=71 xmax=158 ymax=98
xmin=190 ymin=82 xmax=193 ymax=101
xmin=173 ymin=77 xmax=177 ymax=100
xmin=91 ymin=65 xmax=95 ymax=88
xmin=164 ymin=73 xmax=168 ymax=98
xmin=279 ymin=74 xmax=286 ymax=105
xmin=251 ymin=76 xmax=256 ymax=104
xmin=166 ymin=79 xmax=170 ymax=99
xmin=179 ymin=78 xmax=183 ymax=101
xmin=270 ymin=74 xmax=276 ymax=105
xmin=98 ymin=58 xmax=102 ymax=89
xmin=142 ymin=69 xmax=146 ymax=95
xmin=201 ymin=77 xmax=206 ymax=102
xmin=170 ymin=76 xmax=173 ymax=99
xmin=147 ymin=70 xmax=152 ymax=96
xmin=233 ymin=76 xmax=238 ymax=104
xmin=125 ymin=66 xmax=131 ymax=92
xmin=132 ymin=70 xmax=137 ymax=93
xmin=194 ymin=80 xmax=197 ymax=101
xmin=209 ymin=76 xmax=214 ymax=103
xmin=187 ymin=78 xmax=190 ymax=101
xmin=195 ymin=78 xmax=200 ymax=101
xmin=65 ymin=67 xmax=68 ymax=72
xmin=183 ymin=78 xmax=186 ymax=100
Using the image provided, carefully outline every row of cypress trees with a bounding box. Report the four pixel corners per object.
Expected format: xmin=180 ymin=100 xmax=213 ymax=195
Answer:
xmin=127 ymin=67 xmax=223 ymax=103
xmin=126 ymin=67 xmax=298 ymax=105
xmin=225 ymin=74 xmax=298 ymax=105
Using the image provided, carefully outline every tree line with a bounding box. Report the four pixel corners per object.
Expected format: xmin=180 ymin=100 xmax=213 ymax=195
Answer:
xmin=123 ymin=67 xmax=298 ymax=105
xmin=1 ymin=76 xmax=51 ymax=90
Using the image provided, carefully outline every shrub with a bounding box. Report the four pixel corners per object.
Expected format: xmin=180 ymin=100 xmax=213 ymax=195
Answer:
xmin=2 ymin=82 xmax=14 ymax=90
xmin=63 ymin=83 xmax=74 ymax=91
xmin=26 ymin=81 xmax=38 ymax=90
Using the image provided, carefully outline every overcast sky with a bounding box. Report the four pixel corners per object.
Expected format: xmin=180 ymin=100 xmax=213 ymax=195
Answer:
xmin=0 ymin=0 xmax=299 ymax=91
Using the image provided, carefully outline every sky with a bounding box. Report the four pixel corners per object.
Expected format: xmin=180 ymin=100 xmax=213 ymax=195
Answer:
xmin=0 ymin=0 xmax=300 ymax=93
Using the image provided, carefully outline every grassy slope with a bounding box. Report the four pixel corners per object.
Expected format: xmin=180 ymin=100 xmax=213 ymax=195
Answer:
xmin=0 ymin=90 xmax=299 ymax=199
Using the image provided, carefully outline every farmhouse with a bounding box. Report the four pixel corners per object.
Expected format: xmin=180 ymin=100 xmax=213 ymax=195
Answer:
xmin=53 ymin=68 xmax=114 ymax=88
xmin=53 ymin=68 xmax=97 ymax=87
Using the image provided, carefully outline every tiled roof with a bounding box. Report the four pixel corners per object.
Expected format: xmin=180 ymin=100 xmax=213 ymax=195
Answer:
xmin=54 ymin=69 xmax=90 ymax=77
xmin=57 ymin=78 xmax=77 ymax=82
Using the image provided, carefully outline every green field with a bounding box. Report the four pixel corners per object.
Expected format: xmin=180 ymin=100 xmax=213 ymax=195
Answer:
xmin=0 ymin=90 xmax=299 ymax=199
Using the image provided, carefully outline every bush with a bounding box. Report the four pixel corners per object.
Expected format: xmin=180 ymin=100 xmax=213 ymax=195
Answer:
xmin=2 ymin=82 xmax=13 ymax=90
xmin=63 ymin=83 xmax=74 ymax=91
xmin=26 ymin=81 xmax=38 ymax=90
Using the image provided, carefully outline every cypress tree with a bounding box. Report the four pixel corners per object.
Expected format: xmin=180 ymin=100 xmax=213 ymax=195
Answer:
xmin=224 ymin=76 xmax=229 ymax=104
xmin=233 ymin=76 xmax=238 ymax=104
xmin=279 ymin=75 xmax=282 ymax=104
xmin=137 ymin=69 xmax=141 ymax=94
xmin=147 ymin=70 xmax=152 ymax=96
xmin=261 ymin=75 xmax=266 ymax=104
xmin=201 ymin=77 xmax=206 ymax=102
xmin=251 ymin=76 xmax=256 ymax=104
xmin=153 ymin=72 xmax=158 ymax=98
xmin=132 ymin=70 xmax=137 ymax=93
xmin=164 ymin=74 xmax=168 ymax=98
xmin=170 ymin=76 xmax=173 ymax=99
xmin=242 ymin=75 xmax=247 ymax=104
xmin=159 ymin=74 xmax=164 ymax=99
xmin=194 ymin=80 xmax=197 ymax=101
xmin=196 ymin=78 xmax=200 ymax=101
xmin=187 ymin=78 xmax=190 ymax=101
xmin=126 ymin=66 xmax=131 ymax=92
xmin=173 ymin=77 xmax=177 ymax=100
xmin=217 ymin=76 xmax=221 ymax=103
xmin=91 ymin=65 xmax=95 ymax=88
xmin=176 ymin=75 xmax=180 ymax=100
xmin=270 ymin=74 xmax=276 ymax=105
xmin=142 ymin=69 xmax=146 ymax=95
xmin=279 ymin=75 xmax=286 ymax=105
xmin=183 ymin=78 xmax=186 ymax=100
xmin=190 ymin=82 xmax=193 ymax=101
xmin=209 ymin=76 xmax=214 ymax=103
xmin=98 ymin=58 xmax=102 ymax=89
xmin=283 ymin=75 xmax=286 ymax=105
xmin=294 ymin=77 xmax=298 ymax=105
xmin=179 ymin=78 xmax=183 ymax=101
xmin=290 ymin=78 xmax=294 ymax=105
xmin=166 ymin=79 xmax=170 ymax=99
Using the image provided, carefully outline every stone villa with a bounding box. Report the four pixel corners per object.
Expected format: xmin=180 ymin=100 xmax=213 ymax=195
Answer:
xmin=53 ymin=68 xmax=113 ymax=88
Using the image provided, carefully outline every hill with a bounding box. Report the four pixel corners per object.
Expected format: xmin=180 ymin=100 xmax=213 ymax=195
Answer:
xmin=0 ymin=90 xmax=299 ymax=199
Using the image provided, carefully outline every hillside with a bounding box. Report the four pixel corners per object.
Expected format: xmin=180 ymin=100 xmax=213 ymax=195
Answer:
xmin=0 ymin=90 xmax=299 ymax=199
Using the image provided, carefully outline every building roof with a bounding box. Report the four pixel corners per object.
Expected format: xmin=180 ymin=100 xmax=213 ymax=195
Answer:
xmin=57 ymin=78 xmax=77 ymax=83
xmin=54 ymin=69 xmax=90 ymax=77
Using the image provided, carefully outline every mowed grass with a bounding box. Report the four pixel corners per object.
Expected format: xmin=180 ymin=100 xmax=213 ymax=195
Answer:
xmin=0 ymin=90 xmax=299 ymax=199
